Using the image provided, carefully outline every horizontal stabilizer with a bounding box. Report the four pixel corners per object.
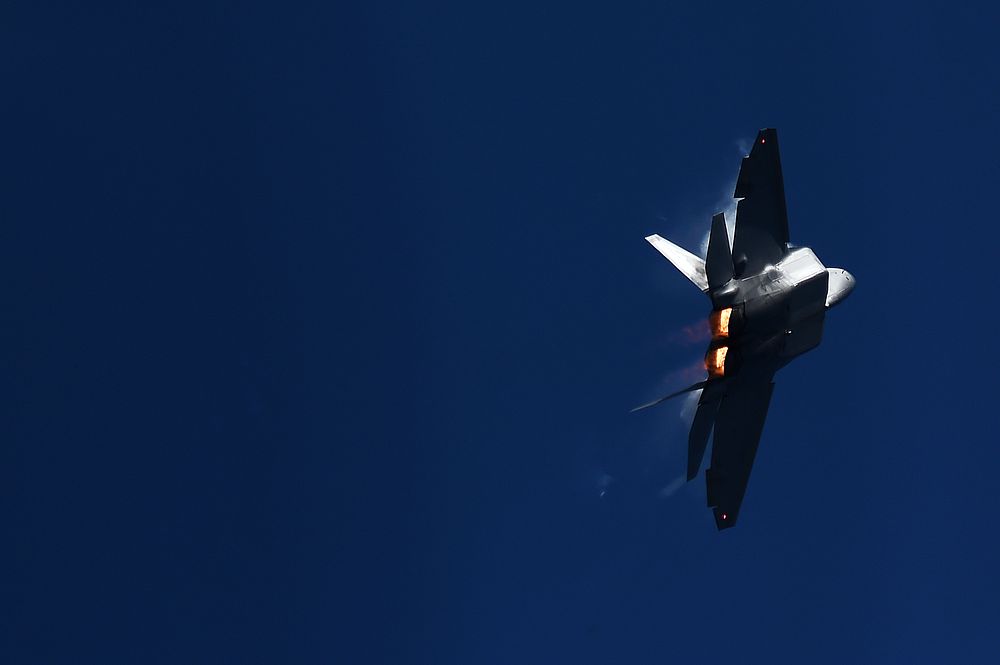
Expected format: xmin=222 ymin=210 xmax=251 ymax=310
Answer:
xmin=644 ymin=235 xmax=709 ymax=292
xmin=630 ymin=380 xmax=707 ymax=413
xmin=688 ymin=391 xmax=722 ymax=480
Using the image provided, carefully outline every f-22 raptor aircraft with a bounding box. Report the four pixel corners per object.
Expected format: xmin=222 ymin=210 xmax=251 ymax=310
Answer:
xmin=637 ymin=129 xmax=854 ymax=530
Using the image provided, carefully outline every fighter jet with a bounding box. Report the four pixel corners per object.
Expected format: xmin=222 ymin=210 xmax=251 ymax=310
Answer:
xmin=637 ymin=128 xmax=854 ymax=530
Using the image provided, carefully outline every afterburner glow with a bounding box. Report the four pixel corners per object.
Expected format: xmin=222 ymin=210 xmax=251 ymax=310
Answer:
xmin=710 ymin=307 xmax=732 ymax=338
xmin=707 ymin=345 xmax=728 ymax=378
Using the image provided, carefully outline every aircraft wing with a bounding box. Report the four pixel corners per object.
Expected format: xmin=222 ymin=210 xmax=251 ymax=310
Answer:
xmin=705 ymin=374 xmax=775 ymax=530
xmin=732 ymin=128 xmax=789 ymax=276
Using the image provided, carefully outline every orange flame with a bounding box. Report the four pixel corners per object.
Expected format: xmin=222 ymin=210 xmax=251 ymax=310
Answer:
xmin=706 ymin=345 xmax=728 ymax=378
xmin=710 ymin=307 xmax=733 ymax=339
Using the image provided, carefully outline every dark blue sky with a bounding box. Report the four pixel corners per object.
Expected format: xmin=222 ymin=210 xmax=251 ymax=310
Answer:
xmin=4 ymin=2 xmax=1000 ymax=663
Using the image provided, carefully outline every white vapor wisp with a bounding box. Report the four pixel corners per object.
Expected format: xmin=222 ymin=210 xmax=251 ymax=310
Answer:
xmin=679 ymin=387 xmax=701 ymax=425
xmin=659 ymin=474 xmax=686 ymax=498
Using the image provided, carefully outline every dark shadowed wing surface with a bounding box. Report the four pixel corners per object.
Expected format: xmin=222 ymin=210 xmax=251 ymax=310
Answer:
xmin=732 ymin=128 xmax=789 ymax=276
xmin=705 ymin=376 xmax=775 ymax=530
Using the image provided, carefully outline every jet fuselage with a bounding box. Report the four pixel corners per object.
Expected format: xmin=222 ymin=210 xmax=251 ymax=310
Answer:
xmin=705 ymin=247 xmax=854 ymax=382
xmin=638 ymin=128 xmax=855 ymax=528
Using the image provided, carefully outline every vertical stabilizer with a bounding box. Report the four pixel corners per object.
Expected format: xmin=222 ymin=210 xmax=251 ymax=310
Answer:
xmin=705 ymin=212 xmax=734 ymax=290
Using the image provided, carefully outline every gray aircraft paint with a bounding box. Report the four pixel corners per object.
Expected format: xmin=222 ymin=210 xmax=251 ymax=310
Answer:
xmin=637 ymin=128 xmax=854 ymax=530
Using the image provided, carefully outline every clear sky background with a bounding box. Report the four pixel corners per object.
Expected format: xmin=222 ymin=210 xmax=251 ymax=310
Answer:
xmin=4 ymin=1 xmax=1000 ymax=663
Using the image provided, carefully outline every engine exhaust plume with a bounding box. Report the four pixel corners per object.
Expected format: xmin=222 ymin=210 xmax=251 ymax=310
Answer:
xmin=666 ymin=319 xmax=711 ymax=347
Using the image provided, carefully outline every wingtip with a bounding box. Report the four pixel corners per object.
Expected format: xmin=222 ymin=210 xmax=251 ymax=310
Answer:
xmin=714 ymin=508 xmax=739 ymax=530
xmin=754 ymin=127 xmax=778 ymax=148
